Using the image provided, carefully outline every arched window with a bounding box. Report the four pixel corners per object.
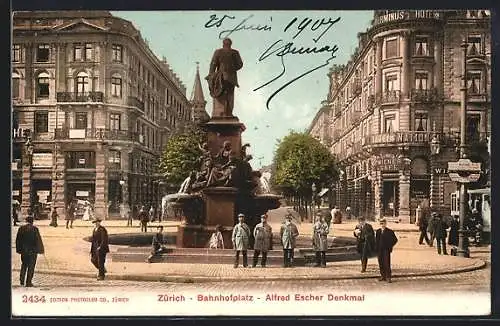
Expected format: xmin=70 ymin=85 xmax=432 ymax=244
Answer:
xmin=36 ymin=72 xmax=50 ymax=98
xmin=411 ymin=157 xmax=429 ymax=176
xmin=12 ymin=71 xmax=20 ymax=98
xmin=75 ymin=71 xmax=89 ymax=94
xmin=111 ymin=73 xmax=122 ymax=97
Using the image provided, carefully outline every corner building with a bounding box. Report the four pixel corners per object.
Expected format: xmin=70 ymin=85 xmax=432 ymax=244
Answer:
xmin=12 ymin=11 xmax=192 ymax=219
xmin=308 ymin=10 xmax=491 ymax=222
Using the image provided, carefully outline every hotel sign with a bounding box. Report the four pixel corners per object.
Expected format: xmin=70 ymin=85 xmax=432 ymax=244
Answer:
xmin=374 ymin=10 xmax=443 ymax=26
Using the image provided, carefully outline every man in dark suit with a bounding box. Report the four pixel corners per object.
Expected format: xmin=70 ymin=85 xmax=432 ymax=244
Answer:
xmin=375 ymin=218 xmax=398 ymax=283
xmin=90 ymin=218 xmax=109 ymax=280
xmin=15 ymin=213 xmax=45 ymax=287
xmin=417 ymin=213 xmax=430 ymax=245
xmin=353 ymin=216 xmax=375 ymax=273
xmin=206 ymin=38 xmax=243 ymax=117
xmin=434 ymin=213 xmax=448 ymax=255
xmin=147 ymin=225 xmax=168 ymax=263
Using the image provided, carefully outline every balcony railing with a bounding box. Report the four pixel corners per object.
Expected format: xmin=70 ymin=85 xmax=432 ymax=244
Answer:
xmin=127 ymin=96 xmax=145 ymax=112
xmin=467 ymin=93 xmax=488 ymax=102
xmin=56 ymin=92 xmax=104 ymax=103
xmin=55 ymin=128 xmax=140 ymax=142
xmin=410 ymin=88 xmax=438 ymax=102
xmin=376 ymin=90 xmax=401 ymax=105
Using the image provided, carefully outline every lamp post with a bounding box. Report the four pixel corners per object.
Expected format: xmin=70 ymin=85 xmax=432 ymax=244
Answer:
xmin=311 ymin=182 xmax=317 ymax=222
xmin=456 ymin=40 xmax=470 ymax=258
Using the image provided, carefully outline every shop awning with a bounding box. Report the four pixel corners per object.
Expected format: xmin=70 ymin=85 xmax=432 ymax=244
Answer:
xmin=318 ymin=188 xmax=329 ymax=197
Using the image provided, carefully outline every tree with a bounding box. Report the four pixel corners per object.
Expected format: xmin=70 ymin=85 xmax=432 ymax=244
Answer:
xmin=158 ymin=123 xmax=207 ymax=186
xmin=271 ymin=131 xmax=340 ymax=220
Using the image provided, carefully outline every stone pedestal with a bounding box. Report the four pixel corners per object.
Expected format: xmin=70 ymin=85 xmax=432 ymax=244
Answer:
xmin=176 ymin=224 xmax=234 ymax=249
xmin=202 ymin=186 xmax=238 ymax=226
xmin=204 ymin=117 xmax=245 ymax=159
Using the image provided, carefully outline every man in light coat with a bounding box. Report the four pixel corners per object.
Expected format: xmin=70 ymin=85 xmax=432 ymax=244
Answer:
xmin=252 ymin=214 xmax=273 ymax=268
xmin=312 ymin=214 xmax=329 ymax=267
xmin=232 ymin=213 xmax=251 ymax=268
xmin=280 ymin=214 xmax=299 ymax=268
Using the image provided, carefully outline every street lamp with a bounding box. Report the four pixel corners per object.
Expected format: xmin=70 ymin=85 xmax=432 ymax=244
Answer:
xmin=457 ymin=39 xmax=470 ymax=258
xmin=311 ymin=182 xmax=317 ymax=222
xmin=430 ymin=134 xmax=441 ymax=155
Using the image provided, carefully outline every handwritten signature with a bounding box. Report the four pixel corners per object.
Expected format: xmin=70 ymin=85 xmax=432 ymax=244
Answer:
xmin=255 ymin=16 xmax=341 ymax=109
xmin=203 ymin=14 xmax=342 ymax=110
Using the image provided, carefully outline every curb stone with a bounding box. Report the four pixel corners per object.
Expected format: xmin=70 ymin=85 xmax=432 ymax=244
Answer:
xmin=12 ymin=259 xmax=486 ymax=283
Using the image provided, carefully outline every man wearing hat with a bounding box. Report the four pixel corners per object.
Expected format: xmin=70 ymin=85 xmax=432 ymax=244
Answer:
xmin=375 ymin=218 xmax=398 ymax=283
xmin=353 ymin=216 xmax=375 ymax=273
xmin=15 ymin=214 xmax=45 ymax=287
xmin=312 ymin=214 xmax=329 ymax=267
xmin=280 ymin=214 xmax=299 ymax=267
xmin=252 ymin=214 xmax=273 ymax=267
xmin=232 ymin=213 xmax=251 ymax=268
xmin=90 ymin=218 xmax=109 ymax=280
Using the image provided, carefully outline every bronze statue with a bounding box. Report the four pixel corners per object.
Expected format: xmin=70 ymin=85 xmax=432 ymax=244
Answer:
xmin=205 ymin=38 xmax=243 ymax=118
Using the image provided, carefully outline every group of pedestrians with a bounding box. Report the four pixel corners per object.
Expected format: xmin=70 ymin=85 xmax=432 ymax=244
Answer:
xmin=353 ymin=216 xmax=398 ymax=283
xmin=418 ymin=211 xmax=460 ymax=255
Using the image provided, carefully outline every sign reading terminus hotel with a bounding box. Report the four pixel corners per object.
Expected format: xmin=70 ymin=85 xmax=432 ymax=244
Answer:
xmin=374 ymin=11 xmax=443 ymax=25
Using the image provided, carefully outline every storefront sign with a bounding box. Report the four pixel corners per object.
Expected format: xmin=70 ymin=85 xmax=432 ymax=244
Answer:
xmin=12 ymin=128 xmax=28 ymax=139
xmin=374 ymin=10 xmax=442 ymax=26
xmin=12 ymin=190 xmax=20 ymax=196
xmin=76 ymin=191 xmax=89 ymax=197
xmin=434 ymin=168 xmax=448 ymax=174
xmin=69 ymin=129 xmax=86 ymax=139
xmin=37 ymin=190 xmax=50 ymax=203
xmin=11 ymin=162 xmax=19 ymax=171
xmin=32 ymin=153 xmax=53 ymax=168
xmin=78 ymin=158 xmax=86 ymax=165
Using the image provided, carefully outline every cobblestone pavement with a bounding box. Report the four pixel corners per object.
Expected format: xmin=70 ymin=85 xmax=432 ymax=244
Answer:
xmin=11 ymin=259 xmax=490 ymax=292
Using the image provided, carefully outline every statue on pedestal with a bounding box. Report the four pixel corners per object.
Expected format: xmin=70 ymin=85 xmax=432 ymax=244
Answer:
xmin=205 ymin=38 xmax=243 ymax=118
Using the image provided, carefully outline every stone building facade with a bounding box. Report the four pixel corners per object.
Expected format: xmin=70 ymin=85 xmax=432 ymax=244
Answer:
xmin=308 ymin=10 xmax=491 ymax=222
xmin=12 ymin=11 xmax=192 ymax=219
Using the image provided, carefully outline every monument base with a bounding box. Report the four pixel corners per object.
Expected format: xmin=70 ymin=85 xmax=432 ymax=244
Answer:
xmin=202 ymin=186 xmax=239 ymax=226
xmin=176 ymin=224 xmax=234 ymax=249
xmin=204 ymin=117 xmax=246 ymax=159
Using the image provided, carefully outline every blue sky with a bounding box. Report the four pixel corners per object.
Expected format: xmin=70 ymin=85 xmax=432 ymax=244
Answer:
xmin=112 ymin=11 xmax=374 ymax=168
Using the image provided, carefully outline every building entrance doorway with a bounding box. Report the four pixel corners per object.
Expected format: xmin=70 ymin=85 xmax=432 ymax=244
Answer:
xmin=383 ymin=180 xmax=399 ymax=217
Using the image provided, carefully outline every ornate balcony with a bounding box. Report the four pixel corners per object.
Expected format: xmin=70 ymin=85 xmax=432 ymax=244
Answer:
xmin=127 ymin=96 xmax=145 ymax=112
xmin=56 ymin=92 xmax=103 ymax=103
xmin=376 ymin=90 xmax=400 ymax=105
xmin=410 ymin=88 xmax=438 ymax=103
xmin=55 ymin=128 xmax=140 ymax=142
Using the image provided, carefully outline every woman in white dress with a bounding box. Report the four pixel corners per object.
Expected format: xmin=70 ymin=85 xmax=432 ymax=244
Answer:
xmin=82 ymin=203 xmax=90 ymax=221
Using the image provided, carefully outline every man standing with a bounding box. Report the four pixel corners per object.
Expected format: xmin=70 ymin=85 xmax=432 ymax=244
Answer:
xmin=280 ymin=215 xmax=299 ymax=268
xmin=147 ymin=225 xmax=168 ymax=263
xmin=232 ymin=213 xmax=251 ymax=268
xmin=435 ymin=213 xmax=448 ymax=255
xmin=206 ymin=38 xmax=243 ymax=118
xmin=312 ymin=214 xmax=329 ymax=267
xmin=15 ymin=214 xmax=45 ymax=287
xmin=66 ymin=200 xmax=75 ymax=229
xmin=353 ymin=216 xmax=375 ymax=273
xmin=417 ymin=212 xmax=430 ymax=245
xmin=428 ymin=212 xmax=440 ymax=247
xmin=375 ymin=218 xmax=398 ymax=283
xmin=90 ymin=218 xmax=109 ymax=280
xmin=138 ymin=206 xmax=149 ymax=232
xmin=252 ymin=214 xmax=273 ymax=268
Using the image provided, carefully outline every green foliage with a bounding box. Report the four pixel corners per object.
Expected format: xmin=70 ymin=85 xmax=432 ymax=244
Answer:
xmin=271 ymin=131 xmax=339 ymax=196
xmin=158 ymin=123 xmax=207 ymax=186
